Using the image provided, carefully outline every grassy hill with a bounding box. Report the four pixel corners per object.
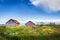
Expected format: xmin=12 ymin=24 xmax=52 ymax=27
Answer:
xmin=0 ymin=25 xmax=60 ymax=40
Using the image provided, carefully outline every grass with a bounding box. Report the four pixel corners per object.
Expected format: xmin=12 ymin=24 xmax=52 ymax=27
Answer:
xmin=0 ymin=25 xmax=60 ymax=40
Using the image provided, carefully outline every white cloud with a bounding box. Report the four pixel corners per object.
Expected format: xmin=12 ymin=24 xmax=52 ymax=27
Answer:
xmin=30 ymin=0 xmax=60 ymax=11
xmin=21 ymin=19 xmax=60 ymax=23
xmin=30 ymin=19 xmax=60 ymax=23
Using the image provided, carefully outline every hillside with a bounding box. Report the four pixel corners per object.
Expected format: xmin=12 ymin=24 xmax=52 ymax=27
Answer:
xmin=0 ymin=25 xmax=60 ymax=40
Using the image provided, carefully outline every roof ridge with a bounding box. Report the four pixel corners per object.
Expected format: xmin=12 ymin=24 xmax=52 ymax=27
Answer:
xmin=6 ymin=19 xmax=20 ymax=24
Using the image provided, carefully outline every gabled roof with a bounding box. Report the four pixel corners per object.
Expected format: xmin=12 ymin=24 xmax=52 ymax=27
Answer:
xmin=6 ymin=19 xmax=20 ymax=24
xmin=25 ymin=21 xmax=35 ymax=25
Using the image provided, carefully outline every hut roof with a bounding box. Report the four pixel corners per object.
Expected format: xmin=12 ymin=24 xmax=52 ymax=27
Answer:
xmin=6 ymin=19 xmax=20 ymax=24
xmin=25 ymin=21 xmax=35 ymax=25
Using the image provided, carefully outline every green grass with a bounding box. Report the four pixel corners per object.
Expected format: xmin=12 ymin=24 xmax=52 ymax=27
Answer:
xmin=0 ymin=25 xmax=60 ymax=40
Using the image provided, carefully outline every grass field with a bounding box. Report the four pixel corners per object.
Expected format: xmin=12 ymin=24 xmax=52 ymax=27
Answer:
xmin=0 ymin=25 xmax=60 ymax=40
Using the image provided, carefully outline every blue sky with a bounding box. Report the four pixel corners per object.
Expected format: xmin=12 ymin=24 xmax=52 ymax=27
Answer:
xmin=0 ymin=0 xmax=60 ymax=24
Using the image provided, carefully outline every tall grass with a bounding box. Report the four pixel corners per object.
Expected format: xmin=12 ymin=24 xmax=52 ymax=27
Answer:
xmin=0 ymin=25 xmax=60 ymax=40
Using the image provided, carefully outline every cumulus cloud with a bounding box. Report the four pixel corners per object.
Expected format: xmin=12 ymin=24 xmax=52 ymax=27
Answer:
xmin=30 ymin=0 xmax=60 ymax=11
